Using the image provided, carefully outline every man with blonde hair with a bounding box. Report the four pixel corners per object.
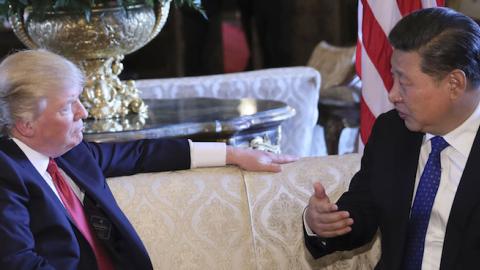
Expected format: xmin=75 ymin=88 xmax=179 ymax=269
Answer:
xmin=0 ymin=49 xmax=296 ymax=270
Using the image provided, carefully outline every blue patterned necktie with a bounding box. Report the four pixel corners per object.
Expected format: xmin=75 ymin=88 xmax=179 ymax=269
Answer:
xmin=403 ymin=136 xmax=449 ymax=270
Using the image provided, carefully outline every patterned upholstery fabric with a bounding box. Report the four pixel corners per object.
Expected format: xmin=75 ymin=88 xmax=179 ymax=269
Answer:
xmin=136 ymin=67 xmax=322 ymax=157
xmin=107 ymin=154 xmax=381 ymax=269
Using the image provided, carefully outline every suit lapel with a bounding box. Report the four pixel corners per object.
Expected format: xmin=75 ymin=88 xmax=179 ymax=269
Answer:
xmin=1 ymin=139 xmax=76 ymax=225
xmin=389 ymin=130 xmax=423 ymax=268
xmin=55 ymin=152 xmax=151 ymax=263
xmin=54 ymin=156 xmax=132 ymax=238
xmin=55 ymin=158 xmax=114 ymax=214
xmin=440 ymin=127 xmax=480 ymax=269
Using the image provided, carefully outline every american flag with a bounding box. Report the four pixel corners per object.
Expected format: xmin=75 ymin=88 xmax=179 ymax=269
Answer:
xmin=357 ymin=0 xmax=445 ymax=149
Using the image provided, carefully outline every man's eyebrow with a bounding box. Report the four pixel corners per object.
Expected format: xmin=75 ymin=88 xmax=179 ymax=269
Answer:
xmin=391 ymin=68 xmax=404 ymax=77
xmin=66 ymin=96 xmax=78 ymax=102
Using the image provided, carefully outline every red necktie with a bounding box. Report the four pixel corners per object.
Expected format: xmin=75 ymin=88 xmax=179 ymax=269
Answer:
xmin=48 ymin=158 xmax=114 ymax=270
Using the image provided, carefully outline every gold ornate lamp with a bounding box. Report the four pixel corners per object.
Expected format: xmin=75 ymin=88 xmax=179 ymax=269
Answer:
xmin=9 ymin=1 xmax=171 ymax=119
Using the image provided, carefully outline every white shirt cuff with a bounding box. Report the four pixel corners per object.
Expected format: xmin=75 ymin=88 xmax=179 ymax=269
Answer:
xmin=189 ymin=140 xmax=227 ymax=168
xmin=303 ymin=207 xmax=318 ymax=237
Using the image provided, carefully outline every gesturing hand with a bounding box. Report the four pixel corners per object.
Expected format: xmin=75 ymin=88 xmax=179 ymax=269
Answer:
xmin=226 ymin=146 xmax=298 ymax=172
xmin=305 ymin=182 xmax=354 ymax=238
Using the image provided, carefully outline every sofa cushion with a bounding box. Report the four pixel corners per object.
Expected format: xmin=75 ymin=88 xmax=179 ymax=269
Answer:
xmin=108 ymin=167 xmax=256 ymax=270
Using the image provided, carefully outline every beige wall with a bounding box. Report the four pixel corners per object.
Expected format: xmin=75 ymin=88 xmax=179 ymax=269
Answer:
xmin=448 ymin=0 xmax=480 ymax=19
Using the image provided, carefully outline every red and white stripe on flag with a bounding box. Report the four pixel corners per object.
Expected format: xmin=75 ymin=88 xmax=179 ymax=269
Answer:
xmin=357 ymin=0 xmax=444 ymax=150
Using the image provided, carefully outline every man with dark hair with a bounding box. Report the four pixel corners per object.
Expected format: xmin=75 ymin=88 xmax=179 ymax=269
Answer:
xmin=304 ymin=7 xmax=480 ymax=270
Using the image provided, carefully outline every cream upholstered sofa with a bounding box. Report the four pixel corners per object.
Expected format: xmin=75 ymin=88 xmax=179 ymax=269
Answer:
xmin=107 ymin=154 xmax=381 ymax=269
xmin=136 ymin=67 xmax=323 ymax=157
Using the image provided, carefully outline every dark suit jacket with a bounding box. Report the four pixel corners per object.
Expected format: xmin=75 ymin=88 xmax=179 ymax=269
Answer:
xmin=0 ymin=138 xmax=191 ymax=270
xmin=305 ymin=109 xmax=480 ymax=270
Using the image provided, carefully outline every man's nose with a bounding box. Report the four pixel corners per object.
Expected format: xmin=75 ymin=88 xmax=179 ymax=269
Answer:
xmin=388 ymin=82 xmax=402 ymax=103
xmin=74 ymin=100 xmax=88 ymax=120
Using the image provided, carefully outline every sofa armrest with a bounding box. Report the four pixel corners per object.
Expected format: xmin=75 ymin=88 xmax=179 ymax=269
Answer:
xmin=136 ymin=67 xmax=321 ymax=157
xmin=242 ymin=154 xmax=380 ymax=269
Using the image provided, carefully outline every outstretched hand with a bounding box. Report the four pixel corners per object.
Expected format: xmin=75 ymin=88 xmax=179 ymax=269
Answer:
xmin=226 ymin=146 xmax=298 ymax=172
xmin=305 ymin=182 xmax=353 ymax=238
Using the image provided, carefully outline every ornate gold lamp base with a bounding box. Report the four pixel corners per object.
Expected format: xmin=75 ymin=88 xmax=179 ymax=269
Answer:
xmin=9 ymin=1 xmax=171 ymax=119
xmin=80 ymin=56 xmax=147 ymax=119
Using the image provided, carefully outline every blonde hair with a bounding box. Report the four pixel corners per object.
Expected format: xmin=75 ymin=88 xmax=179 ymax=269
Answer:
xmin=0 ymin=49 xmax=85 ymax=136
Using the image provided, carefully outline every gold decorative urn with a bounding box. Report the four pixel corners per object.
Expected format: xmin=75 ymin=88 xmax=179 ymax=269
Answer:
xmin=9 ymin=1 xmax=171 ymax=119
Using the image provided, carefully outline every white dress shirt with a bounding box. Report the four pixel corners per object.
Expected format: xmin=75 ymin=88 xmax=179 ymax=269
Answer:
xmin=304 ymin=102 xmax=480 ymax=270
xmin=416 ymin=102 xmax=480 ymax=270
xmin=12 ymin=138 xmax=227 ymax=205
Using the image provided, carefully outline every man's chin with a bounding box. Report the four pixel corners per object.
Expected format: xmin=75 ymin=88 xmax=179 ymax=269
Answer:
xmin=74 ymin=136 xmax=83 ymax=146
xmin=68 ymin=135 xmax=83 ymax=149
xmin=404 ymin=119 xmax=421 ymax=132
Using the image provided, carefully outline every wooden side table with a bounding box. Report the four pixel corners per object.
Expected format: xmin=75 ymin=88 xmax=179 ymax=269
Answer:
xmin=83 ymin=98 xmax=295 ymax=153
xmin=318 ymin=97 xmax=359 ymax=155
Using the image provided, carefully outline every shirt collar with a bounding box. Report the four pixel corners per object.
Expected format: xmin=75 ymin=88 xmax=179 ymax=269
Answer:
xmin=11 ymin=138 xmax=50 ymax=176
xmin=425 ymin=101 xmax=480 ymax=158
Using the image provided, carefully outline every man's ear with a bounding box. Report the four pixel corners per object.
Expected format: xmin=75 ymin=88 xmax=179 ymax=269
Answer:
xmin=13 ymin=119 xmax=35 ymax=138
xmin=447 ymin=69 xmax=467 ymax=99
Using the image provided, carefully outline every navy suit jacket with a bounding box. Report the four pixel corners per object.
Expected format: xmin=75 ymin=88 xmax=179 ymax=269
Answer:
xmin=305 ymin=110 xmax=480 ymax=269
xmin=0 ymin=138 xmax=191 ymax=270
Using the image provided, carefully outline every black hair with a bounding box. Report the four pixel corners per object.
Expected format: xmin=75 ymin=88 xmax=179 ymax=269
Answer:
xmin=389 ymin=7 xmax=480 ymax=88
